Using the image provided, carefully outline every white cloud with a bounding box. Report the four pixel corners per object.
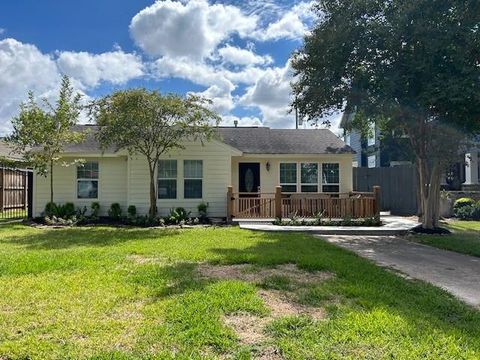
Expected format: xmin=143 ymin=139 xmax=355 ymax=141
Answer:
xmin=218 ymin=45 xmax=272 ymax=66
xmin=251 ymin=1 xmax=315 ymax=41
xmin=0 ymin=38 xmax=61 ymax=134
xmin=221 ymin=115 xmax=262 ymax=127
xmin=130 ymin=0 xmax=257 ymax=60
xmin=57 ymin=50 xmax=144 ymax=88
xmin=0 ymin=38 xmax=145 ymax=135
xmin=189 ymin=84 xmax=235 ymax=114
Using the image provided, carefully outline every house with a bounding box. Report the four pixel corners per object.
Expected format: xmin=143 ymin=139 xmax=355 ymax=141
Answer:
xmin=340 ymin=112 xmax=412 ymax=168
xmin=32 ymin=125 xmax=355 ymax=218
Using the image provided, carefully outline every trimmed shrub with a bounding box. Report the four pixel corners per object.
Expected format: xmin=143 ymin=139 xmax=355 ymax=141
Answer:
xmin=127 ymin=205 xmax=137 ymax=218
xmin=108 ymin=203 xmax=122 ymax=220
xmin=91 ymin=202 xmax=100 ymax=219
xmin=62 ymin=202 xmax=76 ymax=218
xmin=455 ymin=202 xmax=480 ymax=220
xmin=44 ymin=202 xmax=58 ymax=217
xmin=453 ymin=197 xmax=476 ymax=211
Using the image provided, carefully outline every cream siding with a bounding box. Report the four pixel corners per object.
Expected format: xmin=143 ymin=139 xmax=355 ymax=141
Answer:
xmin=231 ymin=154 xmax=353 ymax=194
xmin=34 ymin=156 xmax=128 ymax=216
xmin=127 ymin=139 xmax=232 ymax=217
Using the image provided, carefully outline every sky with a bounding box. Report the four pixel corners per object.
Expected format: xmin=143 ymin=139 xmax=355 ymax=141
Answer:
xmin=0 ymin=0 xmax=342 ymax=136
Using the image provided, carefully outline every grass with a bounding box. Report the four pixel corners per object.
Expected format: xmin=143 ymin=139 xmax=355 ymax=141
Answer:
xmin=411 ymin=220 xmax=480 ymax=257
xmin=0 ymin=224 xmax=479 ymax=359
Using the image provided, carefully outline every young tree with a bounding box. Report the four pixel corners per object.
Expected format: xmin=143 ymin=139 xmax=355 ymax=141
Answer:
xmin=292 ymin=0 xmax=480 ymax=229
xmin=7 ymin=76 xmax=85 ymax=203
xmin=90 ymin=89 xmax=220 ymax=216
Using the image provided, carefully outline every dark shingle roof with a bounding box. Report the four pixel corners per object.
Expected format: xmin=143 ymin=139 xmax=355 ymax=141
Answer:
xmin=62 ymin=125 xmax=354 ymax=155
xmin=217 ymin=127 xmax=354 ymax=154
xmin=0 ymin=139 xmax=24 ymax=161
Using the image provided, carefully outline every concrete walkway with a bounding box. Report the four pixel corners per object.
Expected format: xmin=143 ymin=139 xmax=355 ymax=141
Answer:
xmin=238 ymin=216 xmax=418 ymax=235
xmin=320 ymin=235 xmax=480 ymax=307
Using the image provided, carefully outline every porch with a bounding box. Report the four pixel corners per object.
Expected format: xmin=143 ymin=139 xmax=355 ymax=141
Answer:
xmin=226 ymin=186 xmax=381 ymax=220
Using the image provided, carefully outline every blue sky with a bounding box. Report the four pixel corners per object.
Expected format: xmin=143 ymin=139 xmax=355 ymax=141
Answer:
xmin=0 ymin=0 xmax=341 ymax=135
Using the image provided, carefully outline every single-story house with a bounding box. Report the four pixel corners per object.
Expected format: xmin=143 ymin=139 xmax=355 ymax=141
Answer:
xmin=33 ymin=125 xmax=355 ymax=218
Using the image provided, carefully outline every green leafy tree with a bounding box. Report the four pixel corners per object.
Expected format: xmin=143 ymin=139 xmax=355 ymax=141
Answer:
xmin=292 ymin=0 xmax=480 ymax=229
xmin=7 ymin=76 xmax=85 ymax=203
xmin=90 ymin=89 xmax=220 ymax=216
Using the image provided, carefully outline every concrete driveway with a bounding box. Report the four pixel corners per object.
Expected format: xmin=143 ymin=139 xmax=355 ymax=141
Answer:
xmin=319 ymin=235 xmax=480 ymax=307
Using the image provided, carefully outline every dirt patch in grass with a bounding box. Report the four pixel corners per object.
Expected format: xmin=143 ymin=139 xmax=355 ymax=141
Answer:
xmin=258 ymin=289 xmax=325 ymax=320
xmin=126 ymin=254 xmax=166 ymax=265
xmin=197 ymin=263 xmax=331 ymax=285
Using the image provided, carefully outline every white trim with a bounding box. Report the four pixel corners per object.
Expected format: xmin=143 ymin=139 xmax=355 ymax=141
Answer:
xmin=76 ymin=161 xmax=99 ymax=200
xmin=183 ymin=160 xmax=204 ymax=199
xmin=278 ymin=161 xmax=340 ymax=193
xmin=157 ymin=159 xmax=178 ymax=199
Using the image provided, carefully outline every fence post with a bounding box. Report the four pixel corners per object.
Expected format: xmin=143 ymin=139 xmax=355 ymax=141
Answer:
xmin=0 ymin=167 xmax=4 ymax=213
xmin=275 ymin=186 xmax=282 ymax=219
xmin=227 ymin=186 xmax=233 ymax=223
xmin=373 ymin=185 xmax=381 ymax=220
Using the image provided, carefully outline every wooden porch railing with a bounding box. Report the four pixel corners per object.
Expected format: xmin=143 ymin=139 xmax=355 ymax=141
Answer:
xmin=227 ymin=186 xmax=381 ymax=221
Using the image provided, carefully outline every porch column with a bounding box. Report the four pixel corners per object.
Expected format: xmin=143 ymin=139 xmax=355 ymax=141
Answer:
xmin=464 ymin=151 xmax=479 ymax=185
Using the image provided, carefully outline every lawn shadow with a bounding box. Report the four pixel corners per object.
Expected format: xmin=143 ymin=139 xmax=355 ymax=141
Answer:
xmin=0 ymin=226 xmax=182 ymax=250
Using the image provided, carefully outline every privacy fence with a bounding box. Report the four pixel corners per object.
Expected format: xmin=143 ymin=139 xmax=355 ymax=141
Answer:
xmin=0 ymin=167 xmax=32 ymax=221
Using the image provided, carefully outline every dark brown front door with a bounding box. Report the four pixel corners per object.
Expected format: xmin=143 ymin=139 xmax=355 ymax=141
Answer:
xmin=239 ymin=163 xmax=260 ymax=195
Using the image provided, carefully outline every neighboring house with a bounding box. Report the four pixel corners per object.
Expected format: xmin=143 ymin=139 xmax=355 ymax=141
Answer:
xmin=0 ymin=139 xmax=24 ymax=163
xmin=33 ymin=125 xmax=355 ymax=218
xmin=340 ymin=112 xmax=411 ymax=168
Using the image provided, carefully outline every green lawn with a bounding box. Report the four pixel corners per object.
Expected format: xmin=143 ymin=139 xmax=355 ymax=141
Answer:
xmin=1 ymin=225 xmax=480 ymax=359
xmin=411 ymin=220 xmax=480 ymax=257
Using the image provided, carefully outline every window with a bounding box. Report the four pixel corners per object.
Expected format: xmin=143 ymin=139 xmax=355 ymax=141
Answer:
xmin=158 ymin=160 xmax=177 ymax=199
xmin=322 ymin=163 xmax=339 ymax=193
xmin=301 ymin=163 xmax=318 ymax=192
xmin=368 ymin=155 xmax=376 ymax=168
xmin=77 ymin=161 xmax=98 ymax=199
xmin=280 ymin=163 xmax=297 ymax=192
xmin=184 ymin=160 xmax=203 ymax=199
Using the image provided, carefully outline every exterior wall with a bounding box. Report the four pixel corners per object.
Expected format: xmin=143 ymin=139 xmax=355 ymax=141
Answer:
xmin=34 ymin=156 xmax=128 ymax=216
xmin=231 ymin=154 xmax=354 ymax=194
xmin=127 ymin=140 xmax=233 ymax=217
xmin=345 ymin=129 xmax=362 ymax=166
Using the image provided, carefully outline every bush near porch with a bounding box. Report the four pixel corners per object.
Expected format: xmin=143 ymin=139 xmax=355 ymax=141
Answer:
xmin=0 ymin=225 xmax=480 ymax=359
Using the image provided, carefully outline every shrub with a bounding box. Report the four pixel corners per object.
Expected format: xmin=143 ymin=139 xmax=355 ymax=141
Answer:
xmin=108 ymin=203 xmax=122 ymax=220
xmin=453 ymin=197 xmax=476 ymax=212
xmin=167 ymin=207 xmax=191 ymax=225
xmin=91 ymin=202 xmax=100 ymax=219
xmin=455 ymin=202 xmax=480 ymax=220
xmin=62 ymin=202 xmax=76 ymax=218
xmin=197 ymin=202 xmax=208 ymax=219
xmin=127 ymin=205 xmax=137 ymax=218
xmin=44 ymin=202 xmax=58 ymax=217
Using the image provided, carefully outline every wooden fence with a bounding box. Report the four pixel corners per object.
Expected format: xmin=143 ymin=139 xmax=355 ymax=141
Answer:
xmin=0 ymin=167 xmax=30 ymax=220
xmin=227 ymin=186 xmax=380 ymax=220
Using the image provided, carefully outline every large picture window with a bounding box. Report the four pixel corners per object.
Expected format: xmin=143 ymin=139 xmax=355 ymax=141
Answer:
xmin=158 ymin=160 xmax=177 ymax=199
xmin=77 ymin=161 xmax=99 ymax=199
xmin=301 ymin=163 xmax=318 ymax=192
xmin=322 ymin=163 xmax=340 ymax=193
xmin=280 ymin=163 xmax=297 ymax=192
xmin=184 ymin=160 xmax=203 ymax=199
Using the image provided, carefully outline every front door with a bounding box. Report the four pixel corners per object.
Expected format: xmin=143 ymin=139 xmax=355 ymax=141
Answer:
xmin=239 ymin=163 xmax=260 ymax=195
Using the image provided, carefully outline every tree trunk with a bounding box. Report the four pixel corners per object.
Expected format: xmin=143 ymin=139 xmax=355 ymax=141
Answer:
xmin=50 ymin=159 xmax=54 ymax=204
xmin=148 ymin=164 xmax=157 ymax=217
xmin=416 ymin=157 xmax=441 ymax=229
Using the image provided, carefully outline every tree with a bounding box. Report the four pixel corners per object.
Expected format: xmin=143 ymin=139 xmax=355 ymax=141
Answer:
xmin=7 ymin=76 xmax=85 ymax=203
xmin=292 ymin=0 xmax=480 ymax=229
xmin=90 ymin=89 xmax=220 ymax=216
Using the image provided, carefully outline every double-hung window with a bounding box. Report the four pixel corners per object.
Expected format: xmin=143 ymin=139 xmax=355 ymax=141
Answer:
xmin=184 ymin=160 xmax=203 ymax=199
xmin=279 ymin=163 xmax=297 ymax=192
xmin=77 ymin=161 xmax=99 ymax=199
xmin=322 ymin=163 xmax=340 ymax=193
xmin=158 ymin=160 xmax=177 ymax=199
xmin=301 ymin=163 xmax=318 ymax=192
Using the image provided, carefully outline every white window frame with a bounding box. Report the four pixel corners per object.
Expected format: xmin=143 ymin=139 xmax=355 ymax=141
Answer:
xmin=300 ymin=162 xmax=319 ymax=193
xmin=184 ymin=160 xmax=203 ymax=199
xmin=279 ymin=162 xmax=298 ymax=193
xmin=76 ymin=161 xmax=99 ymax=200
xmin=367 ymin=123 xmax=376 ymax=146
xmin=158 ymin=159 xmax=178 ymax=199
xmin=321 ymin=163 xmax=340 ymax=193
